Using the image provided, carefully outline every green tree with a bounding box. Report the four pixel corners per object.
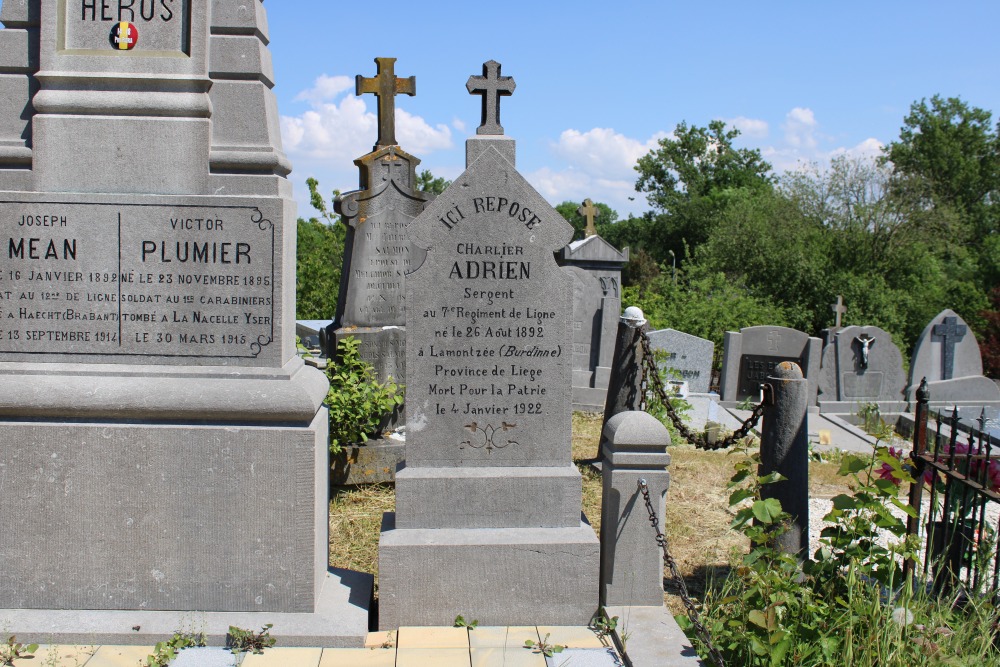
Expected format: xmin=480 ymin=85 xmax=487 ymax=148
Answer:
xmin=554 ymin=199 xmax=619 ymax=240
xmin=296 ymin=177 xmax=345 ymax=320
xmin=416 ymin=169 xmax=451 ymax=195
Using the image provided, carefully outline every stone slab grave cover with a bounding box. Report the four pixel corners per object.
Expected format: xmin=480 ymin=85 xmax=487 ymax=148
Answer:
xmin=906 ymin=309 xmax=1000 ymax=406
xmin=557 ymin=200 xmax=628 ymax=412
xmin=379 ymin=61 xmax=599 ymax=629
xmin=719 ymin=325 xmax=822 ymax=405
xmin=645 ymin=328 xmax=715 ymax=394
xmin=0 ymin=0 xmax=369 ymax=647
xmin=817 ymin=325 xmax=907 ymax=411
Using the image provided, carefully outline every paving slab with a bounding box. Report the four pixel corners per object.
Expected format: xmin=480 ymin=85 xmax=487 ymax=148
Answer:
xmin=395 ymin=647 xmax=472 ymax=667
xmin=534 ymin=626 xmax=604 ymax=649
xmin=18 ymin=645 xmax=97 ymax=667
xmin=469 ymin=626 xmax=540 ymax=649
xmin=605 ymin=605 xmax=704 ymax=666
xmin=546 ymin=648 xmax=623 ymax=666
xmin=364 ymin=630 xmax=397 ymax=648
xmin=86 ymin=645 xmax=158 ymax=667
xmin=171 ymin=647 xmax=242 ymax=667
xmin=472 ymin=646 xmax=547 ymax=667
xmin=397 ymin=625 xmax=470 ymax=648
xmin=318 ymin=648 xmax=396 ymax=667
xmin=241 ymin=647 xmax=322 ymax=666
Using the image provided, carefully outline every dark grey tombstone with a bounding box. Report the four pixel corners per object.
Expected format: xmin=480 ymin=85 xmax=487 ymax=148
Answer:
xmin=719 ymin=325 xmax=822 ymax=405
xmin=379 ymin=61 xmax=598 ymax=629
xmin=817 ymin=325 xmax=907 ymax=412
xmin=557 ymin=235 xmax=628 ymax=411
xmin=906 ymin=309 xmax=1000 ymax=407
xmin=645 ymin=328 xmax=715 ymax=394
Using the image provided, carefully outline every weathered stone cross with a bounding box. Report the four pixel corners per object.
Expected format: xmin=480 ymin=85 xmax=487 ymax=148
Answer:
xmin=356 ymin=57 xmax=415 ymax=150
xmin=932 ymin=316 xmax=967 ymax=381
xmin=578 ymin=198 xmax=598 ymax=237
xmin=466 ymin=60 xmax=516 ymax=135
xmin=831 ymin=295 xmax=846 ymax=328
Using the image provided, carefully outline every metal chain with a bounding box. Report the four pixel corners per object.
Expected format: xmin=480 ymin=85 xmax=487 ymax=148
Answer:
xmin=638 ymin=329 xmax=765 ymax=450
xmin=638 ymin=478 xmax=726 ymax=667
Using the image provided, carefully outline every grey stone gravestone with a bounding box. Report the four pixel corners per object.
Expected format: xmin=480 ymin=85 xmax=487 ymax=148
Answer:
xmin=719 ymin=325 xmax=822 ymax=405
xmin=817 ymin=325 xmax=907 ymax=412
xmin=0 ymin=0 xmax=369 ymax=647
xmin=558 ymin=234 xmax=628 ymax=411
xmin=645 ymin=328 xmax=714 ymax=394
xmin=906 ymin=309 xmax=1000 ymax=406
xmin=379 ymin=61 xmax=599 ymax=629
xmin=325 ymin=57 xmax=431 ymax=434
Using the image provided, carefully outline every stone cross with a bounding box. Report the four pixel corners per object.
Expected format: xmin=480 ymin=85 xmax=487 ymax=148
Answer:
xmin=466 ymin=60 xmax=515 ymax=135
xmin=578 ymin=198 xmax=598 ymax=237
xmin=932 ymin=315 xmax=967 ymax=380
xmin=356 ymin=57 xmax=416 ymax=150
xmin=831 ymin=295 xmax=846 ymax=328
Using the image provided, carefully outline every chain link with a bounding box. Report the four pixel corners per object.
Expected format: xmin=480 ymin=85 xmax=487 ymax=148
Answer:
xmin=638 ymin=478 xmax=726 ymax=667
xmin=638 ymin=329 xmax=765 ymax=450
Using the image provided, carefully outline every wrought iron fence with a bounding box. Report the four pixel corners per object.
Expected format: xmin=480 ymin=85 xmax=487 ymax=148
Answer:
xmin=906 ymin=380 xmax=1000 ymax=596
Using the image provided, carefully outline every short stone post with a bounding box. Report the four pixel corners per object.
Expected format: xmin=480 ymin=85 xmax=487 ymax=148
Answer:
xmin=760 ymin=361 xmax=810 ymax=560
xmin=602 ymin=307 xmax=648 ymax=430
xmin=600 ymin=410 xmax=671 ymax=606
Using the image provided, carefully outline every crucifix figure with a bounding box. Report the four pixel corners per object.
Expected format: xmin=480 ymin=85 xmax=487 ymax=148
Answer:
xmin=932 ymin=316 xmax=967 ymax=381
xmin=356 ymin=57 xmax=415 ymax=150
xmin=854 ymin=333 xmax=876 ymax=370
xmin=466 ymin=60 xmax=516 ymax=135
xmin=831 ymin=295 xmax=846 ymax=328
xmin=578 ymin=198 xmax=598 ymax=237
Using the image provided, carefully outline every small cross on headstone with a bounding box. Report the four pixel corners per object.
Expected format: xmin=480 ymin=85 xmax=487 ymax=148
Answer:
xmin=831 ymin=295 xmax=846 ymax=328
xmin=356 ymin=57 xmax=416 ymax=150
xmin=578 ymin=198 xmax=598 ymax=237
xmin=932 ymin=315 xmax=967 ymax=381
xmin=466 ymin=60 xmax=516 ymax=135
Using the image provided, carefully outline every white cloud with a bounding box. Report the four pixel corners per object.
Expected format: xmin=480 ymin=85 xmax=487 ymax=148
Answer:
xmin=551 ymin=128 xmax=667 ymax=180
xmin=830 ymin=137 xmax=884 ymax=160
xmin=783 ymin=107 xmax=819 ymax=149
xmin=528 ymin=167 xmax=642 ymax=217
xmin=728 ymin=116 xmax=769 ymax=139
xmin=280 ymin=74 xmax=452 ymax=163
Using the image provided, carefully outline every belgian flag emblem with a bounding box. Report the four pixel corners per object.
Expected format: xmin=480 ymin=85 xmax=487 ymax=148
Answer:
xmin=109 ymin=22 xmax=138 ymax=51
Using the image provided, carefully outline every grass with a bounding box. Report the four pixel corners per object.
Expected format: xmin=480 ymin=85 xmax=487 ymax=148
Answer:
xmin=327 ymin=412 xmax=852 ymax=606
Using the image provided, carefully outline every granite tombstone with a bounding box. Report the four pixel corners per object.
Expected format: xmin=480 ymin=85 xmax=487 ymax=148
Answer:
xmin=817 ymin=325 xmax=907 ymax=411
xmin=0 ymin=0 xmax=368 ymax=647
xmin=906 ymin=309 xmax=1000 ymax=406
xmin=719 ymin=325 xmax=822 ymax=405
xmin=378 ymin=61 xmax=599 ymax=629
xmin=645 ymin=328 xmax=714 ymax=394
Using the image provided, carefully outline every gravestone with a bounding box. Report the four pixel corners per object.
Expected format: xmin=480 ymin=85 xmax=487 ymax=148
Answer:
xmin=0 ymin=0 xmax=369 ymax=647
xmin=906 ymin=309 xmax=1000 ymax=406
xmin=645 ymin=328 xmax=714 ymax=394
xmin=820 ymin=295 xmax=847 ymax=346
xmin=379 ymin=61 xmax=599 ymax=629
xmin=325 ymin=57 xmax=431 ymax=433
xmin=719 ymin=325 xmax=822 ymax=405
xmin=817 ymin=325 xmax=907 ymax=411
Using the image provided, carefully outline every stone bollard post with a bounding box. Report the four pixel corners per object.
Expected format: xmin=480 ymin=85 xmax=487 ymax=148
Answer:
xmin=600 ymin=411 xmax=671 ymax=607
xmin=760 ymin=361 xmax=810 ymax=560
xmin=600 ymin=308 xmax=648 ymax=455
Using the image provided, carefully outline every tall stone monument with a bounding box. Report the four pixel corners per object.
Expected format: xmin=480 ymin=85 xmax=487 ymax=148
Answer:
xmin=557 ymin=198 xmax=628 ymax=411
xmin=906 ymin=309 xmax=1000 ymax=407
xmin=0 ymin=0 xmax=369 ymax=646
xmin=379 ymin=61 xmax=599 ymax=629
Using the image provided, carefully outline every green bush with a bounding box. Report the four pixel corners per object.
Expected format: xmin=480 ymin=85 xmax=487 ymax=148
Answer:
xmin=325 ymin=336 xmax=403 ymax=453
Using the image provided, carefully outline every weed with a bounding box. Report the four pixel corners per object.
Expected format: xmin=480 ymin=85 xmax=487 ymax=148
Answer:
xmin=227 ymin=624 xmax=275 ymax=655
xmin=144 ymin=630 xmax=206 ymax=666
xmin=453 ymin=615 xmax=478 ymax=629
xmin=0 ymin=636 xmax=38 ymax=666
xmin=524 ymin=632 xmax=565 ymax=657
xmin=325 ymin=336 xmax=403 ymax=453
xmin=590 ymin=613 xmax=618 ymax=640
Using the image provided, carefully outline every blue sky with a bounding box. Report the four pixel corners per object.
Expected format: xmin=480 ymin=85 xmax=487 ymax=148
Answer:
xmin=268 ymin=2 xmax=1000 ymax=219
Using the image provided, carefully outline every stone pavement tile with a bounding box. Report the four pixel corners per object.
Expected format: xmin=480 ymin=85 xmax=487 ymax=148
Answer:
xmin=535 ymin=627 xmax=604 ymax=649
xmin=171 ymin=647 xmax=242 ymax=666
xmin=241 ymin=647 xmax=322 ymax=666
xmin=397 ymin=626 xmax=470 ymax=649
xmin=318 ymin=648 xmax=396 ymax=667
xmin=86 ymin=645 xmax=159 ymax=666
xmin=471 ymin=646 xmax=547 ymax=667
xmin=364 ymin=629 xmax=397 ymax=648
xmin=16 ymin=645 xmax=96 ymax=666
xmin=548 ymin=648 xmax=624 ymax=667
xmin=395 ymin=647 xmax=471 ymax=667
xmin=468 ymin=626 xmax=540 ymax=649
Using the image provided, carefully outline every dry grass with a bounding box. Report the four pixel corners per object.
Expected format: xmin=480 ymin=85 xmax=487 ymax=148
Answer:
xmin=327 ymin=411 xmax=855 ymax=610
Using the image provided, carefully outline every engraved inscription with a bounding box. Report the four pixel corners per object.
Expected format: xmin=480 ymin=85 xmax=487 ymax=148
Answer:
xmin=66 ymin=0 xmax=191 ymax=53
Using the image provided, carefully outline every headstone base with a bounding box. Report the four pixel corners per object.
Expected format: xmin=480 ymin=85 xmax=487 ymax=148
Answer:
xmin=331 ymin=439 xmax=406 ymax=486
xmin=573 ymin=386 xmax=610 ymax=412
xmin=0 ymin=569 xmax=372 ymax=648
xmin=378 ymin=512 xmax=599 ymax=629
xmin=907 ymin=377 xmax=1000 ymax=406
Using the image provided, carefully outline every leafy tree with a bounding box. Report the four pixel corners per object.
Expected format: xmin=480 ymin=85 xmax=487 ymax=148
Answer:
xmin=554 ymin=199 xmax=619 ymax=241
xmin=982 ymin=287 xmax=1000 ymax=378
xmin=296 ymin=177 xmax=345 ymax=320
xmin=416 ymin=169 xmax=451 ymax=195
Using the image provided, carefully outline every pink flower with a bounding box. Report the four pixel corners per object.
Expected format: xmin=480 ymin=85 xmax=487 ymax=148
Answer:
xmin=878 ymin=447 xmax=906 ymax=484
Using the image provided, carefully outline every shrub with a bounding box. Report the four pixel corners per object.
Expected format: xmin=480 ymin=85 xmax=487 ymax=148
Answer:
xmin=325 ymin=336 xmax=403 ymax=453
